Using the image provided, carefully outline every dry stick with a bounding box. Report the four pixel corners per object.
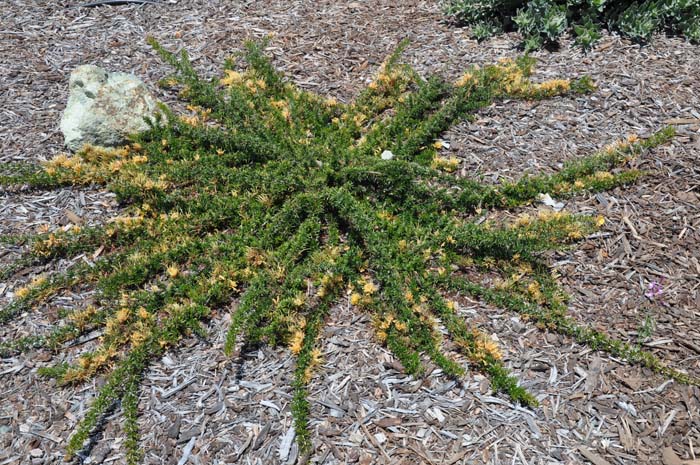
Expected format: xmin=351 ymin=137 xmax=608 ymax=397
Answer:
xmin=73 ymin=0 xmax=161 ymax=8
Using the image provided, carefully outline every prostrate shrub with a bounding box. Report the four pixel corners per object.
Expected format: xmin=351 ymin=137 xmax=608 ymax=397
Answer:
xmin=1 ymin=40 xmax=695 ymax=463
xmin=443 ymin=0 xmax=700 ymax=50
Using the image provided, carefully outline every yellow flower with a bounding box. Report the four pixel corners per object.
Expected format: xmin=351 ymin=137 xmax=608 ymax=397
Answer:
xmin=166 ymin=265 xmax=179 ymax=279
xmin=537 ymin=210 xmax=559 ymax=221
xmin=431 ymin=155 xmax=460 ymax=172
xmin=455 ymin=72 xmax=474 ymax=87
xmin=350 ymin=293 xmax=362 ymax=306
xmin=108 ymin=160 xmax=124 ymax=172
xmin=180 ymin=115 xmax=199 ymax=126
xmin=518 ymin=262 xmax=533 ymax=275
xmin=303 ymin=366 xmax=315 ymax=383
xmin=567 ymin=229 xmax=583 ymax=240
xmin=220 ymin=70 xmax=243 ymax=86
xmin=378 ymin=314 xmax=394 ymax=330
xmin=553 ymin=182 xmax=571 ymax=193
xmin=593 ymin=171 xmax=614 ymax=181
xmin=116 ymin=308 xmax=130 ymax=324
xmin=535 ymin=79 xmax=570 ymax=94
xmin=362 ymin=281 xmax=377 ymax=295
xmin=131 ymin=330 xmax=148 ymax=346
xmin=377 ymin=210 xmax=395 ymax=221
xmin=30 ymin=276 xmax=47 ymax=288
xmin=69 ymin=305 xmax=97 ymax=329
xmin=245 ymin=79 xmax=258 ymax=93
xmin=527 ymin=281 xmax=540 ymax=296
xmin=310 ymin=348 xmax=322 ymax=365
xmin=603 ymin=142 xmax=620 ymax=155
xmin=92 ymin=352 xmax=109 ymax=368
xmin=595 ymin=215 xmax=605 ymax=227
xmin=15 ymin=287 xmax=30 ymax=299
xmin=574 ymin=180 xmax=585 ymax=189
xmin=292 ymin=293 xmax=306 ymax=307
xmin=481 ymin=338 xmax=502 ymax=360
xmin=289 ymin=330 xmax=304 ymax=355
xmin=320 ymin=274 xmax=333 ymax=287
xmin=138 ymin=307 xmax=150 ymax=319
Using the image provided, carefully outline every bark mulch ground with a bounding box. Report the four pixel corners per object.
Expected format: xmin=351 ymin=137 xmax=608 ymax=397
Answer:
xmin=1 ymin=1 xmax=698 ymax=464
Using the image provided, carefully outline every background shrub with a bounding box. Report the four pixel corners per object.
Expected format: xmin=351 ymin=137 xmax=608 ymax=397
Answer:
xmin=443 ymin=0 xmax=700 ymax=50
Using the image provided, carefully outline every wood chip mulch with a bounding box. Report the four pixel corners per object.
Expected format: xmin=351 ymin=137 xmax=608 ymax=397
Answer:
xmin=1 ymin=1 xmax=699 ymax=464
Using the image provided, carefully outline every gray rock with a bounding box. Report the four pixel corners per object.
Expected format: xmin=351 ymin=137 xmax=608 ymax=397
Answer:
xmin=60 ymin=64 xmax=158 ymax=151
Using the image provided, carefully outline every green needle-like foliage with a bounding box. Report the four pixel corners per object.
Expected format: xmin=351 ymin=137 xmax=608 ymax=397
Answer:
xmin=443 ymin=0 xmax=700 ymax=50
xmin=0 ymin=39 xmax=694 ymax=462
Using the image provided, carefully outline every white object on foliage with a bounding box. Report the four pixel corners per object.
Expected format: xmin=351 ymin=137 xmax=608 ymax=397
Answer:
xmin=60 ymin=64 xmax=158 ymax=151
xmin=537 ymin=193 xmax=565 ymax=211
xmin=380 ymin=150 xmax=394 ymax=160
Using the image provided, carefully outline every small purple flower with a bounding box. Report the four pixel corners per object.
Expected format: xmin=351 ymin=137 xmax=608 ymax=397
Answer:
xmin=644 ymin=280 xmax=664 ymax=301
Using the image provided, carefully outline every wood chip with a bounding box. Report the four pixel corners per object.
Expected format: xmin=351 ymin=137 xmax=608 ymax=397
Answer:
xmin=662 ymin=447 xmax=683 ymax=465
xmin=577 ymin=446 xmax=613 ymax=465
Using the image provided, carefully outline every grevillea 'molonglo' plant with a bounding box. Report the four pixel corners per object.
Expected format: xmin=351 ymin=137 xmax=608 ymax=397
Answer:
xmin=443 ymin=0 xmax=700 ymax=50
xmin=0 ymin=39 xmax=695 ymax=463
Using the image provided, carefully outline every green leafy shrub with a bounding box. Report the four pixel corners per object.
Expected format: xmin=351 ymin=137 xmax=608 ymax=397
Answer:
xmin=1 ymin=40 xmax=695 ymax=463
xmin=443 ymin=0 xmax=700 ymax=50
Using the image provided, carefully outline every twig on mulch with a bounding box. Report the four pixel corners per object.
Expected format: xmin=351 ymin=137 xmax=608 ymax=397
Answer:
xmin=73 ymin=0 xmax=161 ymax=8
